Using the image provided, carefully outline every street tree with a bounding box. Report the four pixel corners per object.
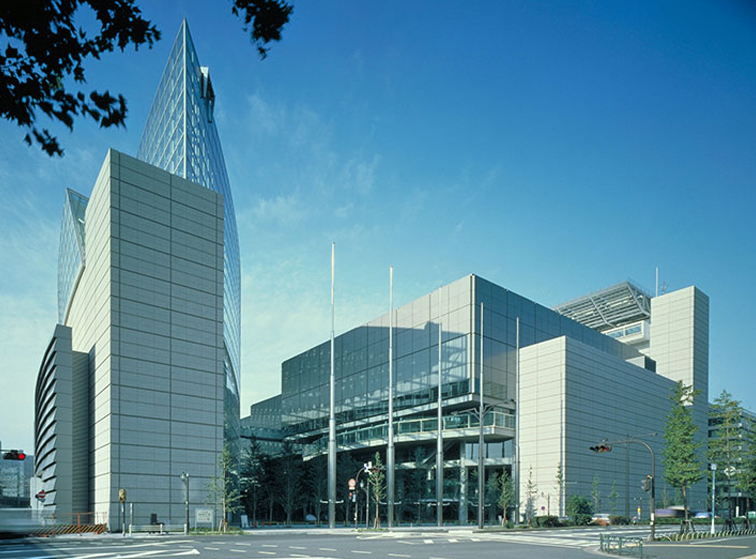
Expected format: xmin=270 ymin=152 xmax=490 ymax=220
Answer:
xmin=306 ymin=455 xmax=327 ymax=526
xmin=206 ymin=444 xmax=242 ymax=532
xmin=239 ymin=436 xmax=266 ymax=527
xmin=497 ymin=470 xmax=515 ymax=525
xmin=662 ymin=381 xmax=703 ymax=522
xmin=608 ymin=482 xmax=619 ymax=516
xmin=555 ymin=461 xmax=564 ymax=517
xmin=591 ymin=474 xmax=601 ymax=513
xmin=368 ymin=452 xmax=386 ymax=528
xmin=0 ymin=0 xmax=292 ymax=156
xmin=524 ymin=466 xmax=537 ymax=525
xmin=278 ymin=440 xmax=303 ymax=526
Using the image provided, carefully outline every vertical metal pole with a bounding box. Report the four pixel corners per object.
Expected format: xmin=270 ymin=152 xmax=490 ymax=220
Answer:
xmin=387 ymin=266 xmax=395 ymax=529
xmin=514 ymin=317 xmax=520 ymax=526
xmin=185 ymin=472 xmax=190 ymax=535
xmin=477 ymin=302 xmax=485 ymax=529
xmin=711 ymin=464 xmax=716 ymax=535
xmin=650 ymin=446 xmax=656 ymax=540
xmin=436 ymin=313 xmax=443 ymax=526
xmin=625 ymin=441 xmax=630 ymax=518
xmin=328 ymin=242 xmax=336 ymax=529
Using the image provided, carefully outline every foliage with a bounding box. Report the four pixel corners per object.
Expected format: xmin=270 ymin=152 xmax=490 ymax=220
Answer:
xmin=278 ymin=440 xmax=303 ymax=526
xmin=306 ymin=455 xmax=327 ymax=526
xmin=534 ymin=515 xmax=561 ymax=527
xmin=497 ymin=470 xmax=515 ymax=525
xmin=566 ymin=495 xmax=593 ymax=526
xmin=206 ymin=444 xmax=242 ymax=532
xmin=0 ymin=0 xmax=291 ymax=156
xmin=406 ymin=447 xmax=429 ymax=523
xmin=554 ymin=462 xmax=564 ymax=517
xmin=609 ymin=515 xmax=630 ymax=525
xmin=524 ymin=466 xmax=537 ymax=525
xmin=591 ymin=475 xmax=601 ymax=513
xmin=368 ymin=452 xmax=386 ymax=528
xmin=663 ymin=382 xmax=703 ymax=521
xmin=708 ymin=389 xmax=750 ymax=517
xmin=661 ymin=487 xmax=672 ymax=508
xmin=239 ymin=436 xmax=266 ymax=525
xmin=608 ymin=482 xmax=619 ymax=516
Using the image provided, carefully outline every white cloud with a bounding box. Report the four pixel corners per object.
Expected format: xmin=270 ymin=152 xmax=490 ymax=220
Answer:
xmin=251 ymin=193 xmax=309 ymax=225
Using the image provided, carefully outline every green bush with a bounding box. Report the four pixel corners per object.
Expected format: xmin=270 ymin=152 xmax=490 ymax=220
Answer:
xmin=534 ymin=515 xmax=561 ymax=527
xmin=567 ymin=495 xmax=593 ymax=526
xmin=610 ymin=515 xmax=630 ymax=525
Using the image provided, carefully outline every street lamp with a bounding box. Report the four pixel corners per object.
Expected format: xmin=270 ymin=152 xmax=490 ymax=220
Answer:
xmin=711 ymin=463 xmax=717 ymax=535
xmin=180 ymin=471 xmax=190 ymax=535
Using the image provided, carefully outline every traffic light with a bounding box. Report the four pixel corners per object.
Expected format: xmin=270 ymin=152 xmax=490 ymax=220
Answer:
xmin=589 ymin=444 xmax=612 ymax=453
xmin=641 ymin=475 xmax=652 ymax=492
xmin=2 ymin=450 xmax=26 ymax=460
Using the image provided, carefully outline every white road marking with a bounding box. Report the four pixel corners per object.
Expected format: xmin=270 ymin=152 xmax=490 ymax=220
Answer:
xmin=423 ymin=539 xmax=434 ymax=544
xmin=258 ymin=552 xmax=276 ymax=556
xmin=203 ymin=547 xmax=220 ymax=551
xmin=388 ymin=554 xmax=411 ymax=558
xmin=352 ymin=551 xmax=372 ymax=555
xmin=262 ymin=544 xmax=279 ymax=548
xmin=319 ymin=548 xmax=338 ymax=552
xmin=290 ymin=546 xmax=307 ymax=549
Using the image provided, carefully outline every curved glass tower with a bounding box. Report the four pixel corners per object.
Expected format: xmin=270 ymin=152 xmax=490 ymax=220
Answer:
xmin=137 ymin=21 xmax=241 ymax=449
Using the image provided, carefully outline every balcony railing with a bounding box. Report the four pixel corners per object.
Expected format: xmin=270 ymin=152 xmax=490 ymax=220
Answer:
xmin=303 ymin=410 xmax=514 ymax=458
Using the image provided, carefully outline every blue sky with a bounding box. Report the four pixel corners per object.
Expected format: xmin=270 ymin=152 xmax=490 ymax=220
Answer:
xmin=1 ymin=1 xmax=754 ymax=452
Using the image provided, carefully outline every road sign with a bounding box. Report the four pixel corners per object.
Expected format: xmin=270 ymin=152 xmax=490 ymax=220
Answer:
xmin=35 ymin=490 xmax=46 ymax=501
xmin=348 ymin=478 xmax=356 ymax=490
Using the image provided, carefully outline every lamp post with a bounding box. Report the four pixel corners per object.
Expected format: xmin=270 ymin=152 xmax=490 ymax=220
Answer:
xmin=180 ymin=471 xmax=190 ymax=535
xmin=711 ymin=463 xmax=717 ymax=535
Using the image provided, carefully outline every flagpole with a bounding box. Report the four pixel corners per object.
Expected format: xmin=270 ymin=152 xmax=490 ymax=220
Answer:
xmin=328 ymin=242 xmax=336 ymax=529
xmin=477 ymin=302 xmax=485 ymax=529
xmin=436 ymin=300 xmax=444 ymax=526
xmin=387 ymin=266 xmax=395 ymax=528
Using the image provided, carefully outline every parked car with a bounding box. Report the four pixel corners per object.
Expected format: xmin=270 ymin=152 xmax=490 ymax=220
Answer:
xmin=591 ymin=513 xmax=611 ymax=526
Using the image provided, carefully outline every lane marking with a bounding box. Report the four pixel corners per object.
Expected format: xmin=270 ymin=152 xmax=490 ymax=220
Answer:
xmin=652 ymin=544 xmax=748 ymax=548
xmin=289 ymin=546 xmax=307 ymax=550
xmin=319 ymin=548 xmax=338 ymax=552
xmin=258 ymin=552 xmax=276 ymax=556
xmin=262 ymin=544 xmax=279 ymax=548
xmin=388 ymin=554 xmax=411 ymax=558
xmin=352 ymin=551 xmax=372 ymax=555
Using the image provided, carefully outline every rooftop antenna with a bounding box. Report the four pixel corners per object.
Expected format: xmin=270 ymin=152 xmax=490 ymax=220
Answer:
xmin=655 ymin=267 xmax=659 ymax=297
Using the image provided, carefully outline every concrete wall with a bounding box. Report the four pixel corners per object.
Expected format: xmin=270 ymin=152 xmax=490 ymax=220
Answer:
xmin=520 ymin=336 xmax=678 ymax=518
xmin=66 ymin=150 xmax=225 ymax=528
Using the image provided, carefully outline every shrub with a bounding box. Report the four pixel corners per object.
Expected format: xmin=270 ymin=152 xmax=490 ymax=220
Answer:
xmin=534 ymin=515 xmax=561 ymax=528
xmin=610 ymin=515 xmax=630 ymax=525
xmin=566 ymin=494 xmax=593 ymax=526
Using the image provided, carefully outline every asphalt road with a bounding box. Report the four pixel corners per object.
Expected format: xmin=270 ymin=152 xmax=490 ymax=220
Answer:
xmin=1 ymin=528 xmax=755 ymax=559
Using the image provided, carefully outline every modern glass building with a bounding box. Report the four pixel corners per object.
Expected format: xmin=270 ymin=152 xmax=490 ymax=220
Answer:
xmin=249 ymin=274 xmax=710 ymax=523
xmin=137 ymin=21 xmax=241 ymax=448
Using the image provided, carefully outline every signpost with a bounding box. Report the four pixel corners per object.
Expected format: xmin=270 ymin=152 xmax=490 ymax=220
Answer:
xmin=35 ymin=490 xmax=46 ymax=502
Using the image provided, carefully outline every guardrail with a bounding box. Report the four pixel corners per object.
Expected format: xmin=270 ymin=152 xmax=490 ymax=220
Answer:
xmin=129 ymin=523 xmax=184 ymax=535
xmin=599 ymin=534 xmax=643 ymax=557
